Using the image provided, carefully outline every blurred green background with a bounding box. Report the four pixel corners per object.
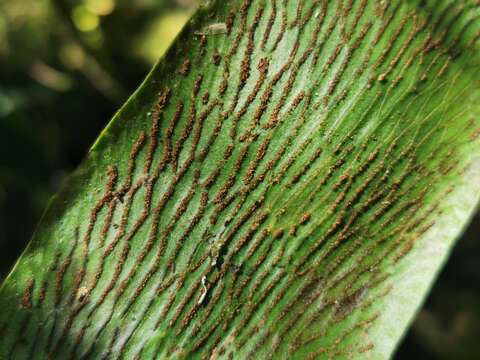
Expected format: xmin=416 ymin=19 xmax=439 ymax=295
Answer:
xmin=0 ymin=1 xmax=479 ymax=358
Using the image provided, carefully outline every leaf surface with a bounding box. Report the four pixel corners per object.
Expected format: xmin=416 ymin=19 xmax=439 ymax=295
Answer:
xmin=1 ymin=0 xmax=480 ymax=359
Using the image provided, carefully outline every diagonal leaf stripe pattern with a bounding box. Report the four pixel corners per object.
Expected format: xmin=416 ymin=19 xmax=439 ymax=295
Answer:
xmin=1 ymin=0 xmax=480 ymax=358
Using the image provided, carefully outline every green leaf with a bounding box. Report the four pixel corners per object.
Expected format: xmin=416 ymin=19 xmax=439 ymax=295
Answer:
xmin=1 ymin=0 xmax=480 ymax=358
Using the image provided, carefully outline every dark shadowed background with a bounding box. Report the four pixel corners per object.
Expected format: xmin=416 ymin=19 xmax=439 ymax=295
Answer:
xmin=0 ymin=1 xmax=479 ymax=358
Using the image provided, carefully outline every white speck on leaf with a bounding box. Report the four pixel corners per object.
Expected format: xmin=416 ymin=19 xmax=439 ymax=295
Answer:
xmin=195 ymin=23 xmax=227 ymax=36
xmin=198 ymin=276 xmax=208 ymax=305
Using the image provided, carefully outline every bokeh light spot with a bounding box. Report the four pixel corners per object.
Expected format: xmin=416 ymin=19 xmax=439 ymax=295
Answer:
xmin=72 ymin=5 xmax=99 ymax=32
xmin=85 ymin=0 xmax=116 ymax=16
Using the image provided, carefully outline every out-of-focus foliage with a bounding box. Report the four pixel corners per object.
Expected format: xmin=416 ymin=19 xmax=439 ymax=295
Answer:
xmin=0 ymin=0 xmax=197 ymax=279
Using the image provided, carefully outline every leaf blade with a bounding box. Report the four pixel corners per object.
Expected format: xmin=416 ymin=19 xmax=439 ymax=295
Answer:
xmin=1 ymin=0 xmax=480 ymax=359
